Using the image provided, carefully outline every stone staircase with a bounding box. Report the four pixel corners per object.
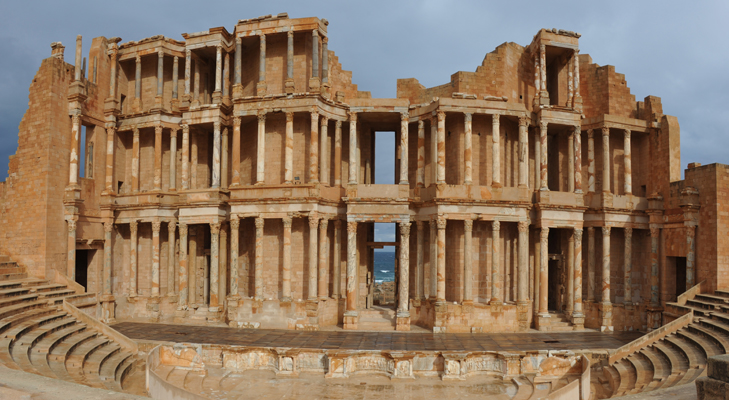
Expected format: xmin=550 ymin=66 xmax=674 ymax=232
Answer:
xmin=599 ymin=289 xmax=729 ymax=398
xmin=0 ymin=258 xmax=145 ymax=395
xmin=357 ymin=306 xmax=396 ymax=331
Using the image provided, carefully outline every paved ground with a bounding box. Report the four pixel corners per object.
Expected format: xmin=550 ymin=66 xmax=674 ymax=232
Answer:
xmin=112 ymin=322 xmax=643 ymax=351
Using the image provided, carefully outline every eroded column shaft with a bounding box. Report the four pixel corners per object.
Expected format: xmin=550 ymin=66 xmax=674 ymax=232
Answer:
xmin=400 ymin=113 xmax=409 ymax=185
xmin=398 ymin=222 xmax=411 ymax=313
xmin=318 ymin=219 xmax=329 ymax=299
xmin=602 ymin=227 xmax=611 ymax=303
xmin=348 ymin=112 xmax=357 ymax=184
xmin=436 ymin=217 xmax=446 ymax=302
xmin=491 ymin=221 xmax=502 ymax=303
xmin=254 ymin=217 xmax=264 ymax=299
xmin=257 ymin=112 xmax=266 ymax=184
xmin=518 ymin=116 xmax=528 ymax=188
xmin=539 ymin=121 xmax=548 ymax=190
xmin=167 ymin=221 xmax=176 ymax=296
xmin=463 ymin=219 xmax=473 ymax=302
xmin=436 ymin=112 xmax=446 ymax=184
xmin=492 ymin=114 xmax=501 ymax=187
xmin=539 ymin=227 xmax=549 ymax=315
xmin=154 ymin=125 xmax=162 ymax=191
xmin=178 ymin=223 xmax=188 ymax=307
xmin=308 ymin=213 xmax=319 ymax=299
xmin=416 ymin=221 xmax=425 ymax=300
xmin=210 ymin=223 xmax=220 ymax=307
xmin=464 ymin=113 xmax=473 ymax=185
xmin=212 ymin=121 xmax=221 ymax=188
xmin=346 ymin=221 xmax=357 ymax=311
xmin=152 ymin=220 xmax=161 ymax=297
xmin=602 ymin=127 xmax=610 ymax=193
xmin=229 ymin=218 xmax=239 ymax=298
xmin=517 ymin=221 xmax=529 ymax=303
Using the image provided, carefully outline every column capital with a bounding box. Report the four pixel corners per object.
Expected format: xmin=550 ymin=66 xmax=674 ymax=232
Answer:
xmin=321 ymin=115 xmax=329 ymax=125
xmin=540 ymin=227 xmax=550 ymax=240
xmin=464 ymin=112 xmax=472 ymax=123
xmin=129 ymin=219 xmax=138 ymax=234
xmin=311 ymin=108 xmax=319 ymax=119
xmin=574 ymin=227 xmax=583 ymax=241
xmin=136 ymin=55 xmax=141 ymax=63
xmin=464 ymin=219 xmax=473 ymax=232
xmin=158 ymin=50 xmax=164 ymax=58
xmin=152 ymin=219 xmax=161 ymax=233
xmin=602 ymin=126 xmax=610 ymax=137
xmin=539 ymin=120 xmax=548 ymax=130
xmin=233 ymin=116 xmax=241 ymax=127
xmin=288 ymin=30 xmax=294 ymax=38
xmin=230 ymin=216 xmax=240 ymax=230
xmin=181 ymin=123 xmax=189 ymax=133
xmin=167 ymin=220 xmax=176 ymax=234
xmin=347 ymin=221 xmax=357 ymax=233
xmin=417 ymin=119 xmax=424 ymax=129
xmin=309 ymin=212 xmax=320 ymax=228
xmin=285 ymin=111 xmax=294 ymax=122
xmin=170 ymin=127 xmax=178 ymax=138
xmin=155 ymin=124 xmax=163 ymax=135
xmin=104 ymin=221 xmax=114 ymax=233
xmin=492 ymin=220 xmax=501 ymax=232
xmin=625 ymin=129 xmax=631 ymax=139
xmin=650 ymin=226 xmax=660 ymax=238
xmin=518 ymin=221 xmax=529 ymax=233
xmin=71 ymin=114 xmax=81 ymax=126
xmin=235 ymin=37 xmax=242 ymax=45
xmin=436 ymin=111 xmax=445 ymax=121
xmin=687 ymin=225 xmax=696 ymax=239
xmin=216 ymin=44 xmax=223 ymax=52
xmin=625 ymin=226 xmax=633 ymax=239
xmin=588 ymin=226 xmax=595 ymax=233
xmin=401 ymin=112 xmax=409 ymax=122
xmin=540 ymin=44 xmax=546 ymax=52
xmin=312 ymin=29 xmax=319 ymax=37
xmin=179 ymin=222 xmax=188 ymax=236
xmin=348 ymin=111 xmax=357 ymax=122
xmin=67 ymin=219 xmax=77 ymax=232
xmin=574 ymin=124 xmax=581 ymax=134
xmin=210 ymin=222 xmax=221 ymax=235
xmin=335 ymin=119 xmax=342 ymax=129
xmin=258 ymin=110 xmax=267 ymax=122
xmin=320 ymin=218 xmax=329 ymax=230
xmin=185 ymin=49 xmax=191 ymax=58
xmin=282 ymin=215 xmax=293 ymax=228
xmin=587 ymin=128 xmax=594 ymax=139
xmin=602 ymin=226 xmax=611 ymax=236
xmin=255 ymin=216 xmax=265 ymax=230
xmin=400 ymin=221 xmax=411 ymax=237
xmin=436 ymin=216 xmax=446 ymax=230
xmin=518 ymin=115 xmax=529 ymax=127
xmin=492 ymin=113 xmax=500 ymax=123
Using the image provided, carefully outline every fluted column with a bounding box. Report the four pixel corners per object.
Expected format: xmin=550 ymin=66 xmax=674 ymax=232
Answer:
xmin=602 ymin=127 xmax=610 ymax=193
xmin=103 ymin=221 xmax=113 ymax=296
xmin=234 ymin=37 xmax=242 ymax=88
xmin=282 ymin=215 xmax=292 ymax=301
xmin=491 ymin=220 xmax=502 ymax=304
xmin=587 ymin=227 xmax=595 ymax=301
xmin=211 ymin=121 xmax=221 ymax=188
xmin=285 ymin=31 xmax=294 ymax=92
xmin=518 ymin=116 xmax=529 ymax=188
xmin=573 ymin=50 xmax=582 ymax=109
xmin=573 ymin=228 xmax=584 ymax=317
xmin=167 ymin=221 xmax=176 ymax=296
xmin=587 ymin=129 xmax=595 ymax=193
xmin=400 ymin=112 xmax=409 ymax=185
xmin=229 ymin=217 xmax=239 ymax=298
xmin=436 ymin=216 xmax=446 ymax=302
xmin=602 ymin=226 xmax=611 ymax=303
xmin=348 ymin=112 xmax=358 ymax=184
xmin=308 ymin=212 xmax=319 ymax=299
xmin=156 ymin=50 xmax=164 ymax=100
xmin=320 ymin=117 xmax=329 ymax=184
xmin=312 ymin=30 xmax=319 ymax=78
xmin=416 ymin=221 xmax=425 ymax=300
xmin=431 ymin=116 xmax=437 ymax=185
xmin=517 ymin=221 xmax=529 ymax=302
xmin=333 ymin=220 xmax=342 ymax=298
xmin=181 ymin=124 xmax=190 ymax=190
xmin=257 ymin=34 xmax=266 ymax=95
xmin=687 ymin=225 xmax=696 ymax=288
xmin=464 ymin=113 xmax=473 ymax=185
xmin=172 ymin=56 xmax=179 ymax=101
xmin=539 ymin=227 xmax=549 ymax=315
xmin=104 ymin=127 xmax=115 ymax=193
xmin=321 ymin=37 xmax=328 ymax=83
xmin=574 ymin=125 xmax=582 ymax=193
xmin=463 ymin=219 xmax=473 ymax=302
xmin=540 ymin=45 xmax=547 ymax=99
xmin=417 ymin=120 xmax=425 ymax=187
xmin=346 ymin=221 xmax=358 ymax=312
xmin=221 ymin=127 xmax=228 ymax=189
xmin=231 ymin=117 xmax=241 ymax=187
xmin=624 ymin=129 xmax=632 ymax=195
xmin=184 ymin=50 xmax=191 ymax=100
xmin=219 ymin=224 xmax=227 ymax=301
xmin=193 ymin=58 xmax=200 ymax=106
xmin=568 ymin=128 xmax=575 ymax=193
xmin=132 ymin=127 xmax=140 ymax=192
xmin=310 ymin=111 xmax=319 ymax=183
xmin=67 ymin=219 xmax=76 ymax=280
xmin=152 ymin=219 xmax=161 ymax=297
xmin=624 ymin=227 xmax=632 ymax=304
xmin=209 ymin=222 xmax=220 ymax=307
xmin=69 ymin=115 xmax=81 ymax=186
xmin=567 ymin=230 xmax=574 ymax=314
xmin=318 ymin=218 xmax=329 ymax=299
xmin=178 ymin=223 xmax=188 ymax=307
xmin=129 ymin=220 xmax=138 ymax=297
xmin=650 ymin=227 xmax=660 ymax=306
xmin=334 ymin=120 xmax=342 ymax=185
xmin=256 ymin=111 xmax=266 ymax=184
xmin=398 ymin=222 xmax=411 ymax=313
xmin=284 ymin=112 xmax=294 ymax=184
xmin=492 ymin=114 xmax=501 ymax=187
xmin=429 ymin=219 xmax=437 ymax=299
xmin=154 ymin=125 xmax=162 ymax=191
xmin=169 ymin=128 xmax=177 ymax=190
xmin=539 ymin=120 xmax=548 ymax=190
xmin=436 ymin=111 xmax=446 ymax=184
xmin=109 ymin=43 xmax=119 ymax=100
xmin=214 ymin=45 xmax=222 ymax=101
xmin=254 ymin=217 xmax=264 ymax=299
xmin=135 ymin=55 xmax=142 ymax=104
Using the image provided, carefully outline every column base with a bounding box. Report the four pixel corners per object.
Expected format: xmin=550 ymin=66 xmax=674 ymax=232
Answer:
xmin=284 ymin=79 xmax=295 ymax=94
xmin=212 ymin=91 xmax=222 ymax=104
xmin=647 ymin=305 xmax=664 ymax=331
xmin=571 ymin=311 xmax=585 ymax=330
xmin=131 ymin=97 xmax=142 ymax=113
xmin=308 ymin=77 xmax=320 ymax=93
xmin=599 ymin=302 xmax=614 ymax=332
xmin=535 ymin=312 xmax=551 ymax=331
xmin=572 ymin=95 xmax=583 ymax=113
xmin=516 ymin=301 xmax=530 ymax=332
xmin=256 ymin=82 xmax=267 ymax=96
xmin=153 ymin=95 xmax=163 ymax=110
xmin=146 ymin=296 xmax=161 ymax=322
xmin=170 ymin=98 xmax=179 ymax=112
xmin=232 ymin=84 xmax=243 ymax=99
xmin=100 ymin=295 xmax=116 ymax=324
xmin=396 ymin=311 xmax=410 ymax=331
xmin=343 ymin=310 xmax=359 ymax=330
xmin=320 ymin=82 xmax=330 ymax=99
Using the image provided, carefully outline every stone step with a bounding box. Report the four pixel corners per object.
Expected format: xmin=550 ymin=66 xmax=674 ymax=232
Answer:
xmin=0 ymin=255 xmax=12 ymax=263
xmin=0 ymin=306 xmax=59 ymax=335
xmin=0 ymin=265 xmax=21 ymax=275
xmin=663 ymin=336 xmax=704 ymax=386
xmin=626 ymin=353 xmax=652 ymax=393
xmin=687 ymin=298 xmax=729 ymax=312
xmin=65 ymin=336 xmax=111 ymax=376
xmin=99 ymin=350 xmax=132 ymax=391
xmin=691 ymin=323 xmax=729 ymax=353
xmin=82 ymin=342 xmax=121 ymax=389
xmin=30 ymin=324 xmax=87 ymax=378
xmin=678 ymin=329 xmax=722 ymax=359
xmin=603 ymin=366 xmax=621 ymax=398
xmin=714 ymin=289 xmax=729 ymax=299
xmin=115 ymin=356 xmax=138 ymax=390
xmin=0 ymin=286 xmax=31 ymax=298
xmin=0 ymin=278 xmax=48 ymax=290
xmin=651 ymin=342 xmax=688 ymax=387
xmin=696 ymin=293 xmax=729 ymax=304
xmin=613 ymin=359 xmax=636 ymax=397
xmin=526 ymin=375 xmax=551 ymax=400
xmin=639 ymin=347 xmax=669 ymax=391
xmin=511 ymin=376 xmax=534 ymax=400
xmin=11 ymin=317 xmax=77 ymax=374
xmin=164 ymin=366 xmax=188 ymax=388
xmin=184 ymin=370 xmax=205 ymax=394
xmin=0 ymin=272 xmax=27 ymax=281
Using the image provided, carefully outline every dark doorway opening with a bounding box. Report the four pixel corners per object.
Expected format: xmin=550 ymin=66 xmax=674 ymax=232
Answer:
xmin=548 ymin=256 xmax=564 ymax=312
xmin=675 ymin=256 xmax=687 ymax=296
xmin=75 ymin=250 xmax=89 ymax=290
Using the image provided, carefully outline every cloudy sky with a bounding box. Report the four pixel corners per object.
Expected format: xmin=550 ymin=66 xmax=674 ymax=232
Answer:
xmin=1 ymin=1 xmax=727 ymax=244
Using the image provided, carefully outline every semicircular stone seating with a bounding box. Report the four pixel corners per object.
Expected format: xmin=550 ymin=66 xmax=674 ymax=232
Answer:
xmin=0 ymin=256 xmax=145 ymax=395
xmin=601 ymin=290 xmax=729 ymax=398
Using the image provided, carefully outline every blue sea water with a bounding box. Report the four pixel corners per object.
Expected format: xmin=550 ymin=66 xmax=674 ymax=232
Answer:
xmin=374 ymin=251 xmax=395 ymax=283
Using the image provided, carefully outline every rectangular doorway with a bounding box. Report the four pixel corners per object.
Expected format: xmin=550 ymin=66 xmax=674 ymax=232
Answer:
xmin=675 ymin=256 xmax=687 ymax=295
xmin=75 ymin=249 xmax=91 ymax=290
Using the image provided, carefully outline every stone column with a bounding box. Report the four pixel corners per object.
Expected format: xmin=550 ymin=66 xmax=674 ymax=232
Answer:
xmin=333 ymin=220 xmax=342 ymax=298
xmin=320 ymin=117 xmax=329 ymax=184
xmin=431 ymin=117 xmax=437 ymax=185
xmin=231 ymin=117 xmax=241 ymax=187
xmin=348 ymin=112 xmax=358 ymax=184
xmin=573 ymin=228 xmax=584 ymax=325
xmin=167 ymin=221 xmax=176 ymax=296
xmin=154 ymin=125 xmax=162 ymax=191
xmin=104 ymin=127 xmax=115 ymax=193
xmin=102 ymin=221 xmax=114 ymax=322
xmin=67 ymin=219 xmax=76 ymax=280
xmin=414 ymin=221 xmax=425 ymax=300
xmin=587 ymin=227 xmax=595 ymax=302
xmin=282 ymin=215 xmax=293 ymax=301
xmin=539 ymin=227 xmax=549 ymax=316
xmin=624 ymin=129 xmax=632 ymax=195
xmin=400 ymin=112 xmax=409 ymax=185
xmin=574 ymin=125 xmax=582 ymax=193
xmin=624 ymin=227 xmax=632 ymax=304
xmin=687 ymin=225 xmax=696 ymax=288
xmin=602 ymin=226 xmax=611 ymax=303
xmin=318 ymin=218 xmax=329 ymax=299
xmin=566 ymin=231 xmax=575 ymax=314
xmin=69 ymin=115 xmax=81 ymax=186
xmin=169 ymin=128 xmax=177 ymax=190
xmin=321 ymin=37 xmax=328 ymax=84
xmin=234 ymin=37 xmax=242 ymax=87
xmin=214 ymin=45 xmax=222 ymax=101
xmin=283 ymin=112 xmax=294 ymax=184
xmin=436 ymin=216 xmax=446 ymax=302
xmin=587 ymin=130 xmax=595 ymax=193
xmin=152 ymin=219 xmax=161 ymax=297
xmin=181 ymin=124 xmax=189 ymax=190
xmin=436 ymin=111 xmax=446 ymax=184
xmin=310 ymin=111 xmax=319 ymax=183
xmin=219 ymin=224 xmax=227 ymax=302
xmin=602 ymin=127 xmax=610 ymax=193
xmin=534 ymin=126 xmax=541 ymax=189
xmin=254 ymin=217 xmax=264 ymax=299
xmin=334 ymin=120 xmax=342 ymax=185
xmin=517 ymin=221 xmax=529 ymax=302
xmin=257 ymin=34 xmax=266 ymax=95
xmin=491 ymin=220 xmax=502 ymax=304
xmin=178 ymin=223 xmax=188 ymax=307
xmin=229 ymin=217 xmax=240 ymax=299
xmin=285 ymin=31 xmax=294 ymax=93
xmin=134 ymin=55 xmax=142 ymax=106
xmin=212 ymin=121 xmax=221 ymax=188
xmin=129 ymin=220 xmax=138 ymax=297
xmin=312 ymin=30 xmax=319 ymax=78
xmin=256 ymin=111 xmax=266 ymax=185
xmin=209 ymin=222 xmax=220 ymax=307
xmin=156 ymin=51 xmax=164 ymax=103
xmin=184 ymin=50 xmax=191 ymax=100
xmin=464 ymin=113 xmax=473 ymax=185
xmin=518 ymin=116 xmax=529 ymax=188
xmin=131 ymin=127 xmax=140 ymax=192
xmin=492 ymin=114 xmax=501 ymax=187
xmin=650 ymin=227 xmax=660 ymax=306
xmin=533 ymin=48 xmax=540 ymax=105
xmin=193 ymin=58 xmax=200 ymax=106
xmin=398 ymin=222 xmax=411 ymax=313
xmin=539 ymin=120 xmax=548 ymax=190
xmin=540 ymin=44 xmax=547 ymax=98
xmin=568 ymin=128 xmax=575 ymax=193
xmin=308 ymin=212 xmax=319 ymax=299
xmin=346 ymin=221 xmax=358 ymax=312
xmin=429 ymin=219 xmax=437 ymax=299
xmin=109 ymin=43 xmax=118 ymax=100
xmin=567 ymin=53 xmax=574 ymax=106
xmin=172 ymin=56 xmax=179 ymax=101
xmin=463 ymin=219 xmax=473 ymax=302
xmin=417 ymin=120 xmax=425 ymax=187
xmin=221 ymin=127 xmax=229 ymax=189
